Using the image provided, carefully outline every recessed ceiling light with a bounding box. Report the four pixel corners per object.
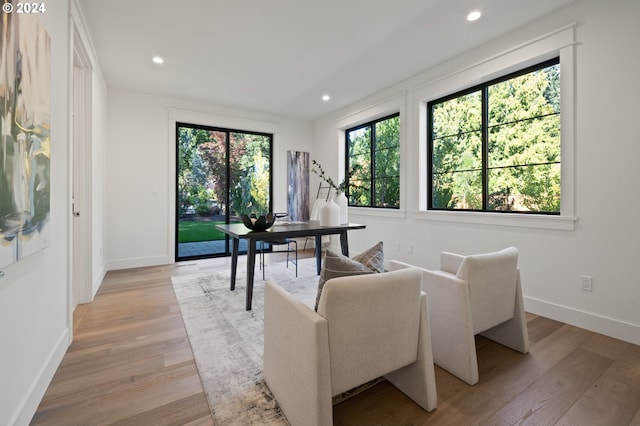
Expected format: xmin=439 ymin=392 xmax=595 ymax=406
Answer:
xmin=467 ymin=10 xmax=482 ymax=21
xmin=152 ymin=56 xmax=164 ymax=64
xmin=321 ymin=94 xmax=331 ymax=102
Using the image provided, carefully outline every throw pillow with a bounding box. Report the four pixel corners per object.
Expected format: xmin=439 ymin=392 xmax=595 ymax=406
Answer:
xmin=314 ymin=242 xmax=384 ymax=311
xmin=352 ymin=241 xmax=384 ymax=273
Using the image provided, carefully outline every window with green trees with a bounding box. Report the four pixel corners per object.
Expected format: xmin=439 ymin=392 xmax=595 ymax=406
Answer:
xmin=428 ymin=58 xmax=560 ymax=214
xmin=177 ymin=124 xmax=272 ymax=219
xmin=346 ymin=113 xmax=400 ymax=208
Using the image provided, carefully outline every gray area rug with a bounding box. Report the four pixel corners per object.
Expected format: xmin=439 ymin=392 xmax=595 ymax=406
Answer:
xmin=171 ymin=258 xmax=319 ymax=425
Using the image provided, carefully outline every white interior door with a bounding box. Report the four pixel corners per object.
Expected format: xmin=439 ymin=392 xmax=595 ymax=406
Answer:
xmin=71 ymin=33 xmax=93 ymax=309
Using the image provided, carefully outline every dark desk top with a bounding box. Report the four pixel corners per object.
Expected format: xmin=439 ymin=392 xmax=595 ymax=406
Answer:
xmin=215 ymin=220 xmax=366 ymax=239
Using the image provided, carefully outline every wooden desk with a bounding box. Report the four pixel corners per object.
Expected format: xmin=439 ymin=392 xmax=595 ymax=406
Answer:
xmin=215 ymin=221 xmax=366 ymax=310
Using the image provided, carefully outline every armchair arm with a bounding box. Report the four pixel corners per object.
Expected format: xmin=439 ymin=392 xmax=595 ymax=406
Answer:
xmin=421 ymin=269 xmax=480 ymax=385
xmin=440 ymin=251 xmax=465 ymax=275
xmin=385 ymin=292 xmax=438 ymax=411
xmin=263 ymin=281 xmax=332 ymax=426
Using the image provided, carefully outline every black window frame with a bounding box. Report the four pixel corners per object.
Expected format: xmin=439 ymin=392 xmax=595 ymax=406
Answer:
xmin=175 ymin=122 xmax=274 ymax=261
xmin=345 ymin=112 xmax=400 ymax=209
xmin=427 ymin=57 xmax=560 ymax=215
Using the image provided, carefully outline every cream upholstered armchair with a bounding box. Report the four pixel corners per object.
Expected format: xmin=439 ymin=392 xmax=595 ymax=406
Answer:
xmin=390 ymin=247 xmax=528 ymax=386
xmin=263 ymin=268 xmax=438 ymax=426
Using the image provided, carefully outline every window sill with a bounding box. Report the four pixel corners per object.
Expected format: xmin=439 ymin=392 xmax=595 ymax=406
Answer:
xmin=415 ymin=210 xmax=576 ymax=231
xmin=348 ymin=207 xmax=407 ymax=220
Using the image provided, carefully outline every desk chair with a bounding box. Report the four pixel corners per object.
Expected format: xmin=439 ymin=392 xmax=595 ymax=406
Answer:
xmin=259 ymin=213 xmax=298 ymax=279
xmin=259 ymin=238 xmax=298 ymax=279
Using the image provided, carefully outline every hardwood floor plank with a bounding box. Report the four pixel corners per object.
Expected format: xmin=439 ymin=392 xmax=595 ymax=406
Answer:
xmin=108 ymin=393 xmax=214 ymax=426
xmin=69 ymin=314 xmax=185 ymax=352
xmin=483 ymin=347 xmax=613 ymax=425
xmin=525 ymin=314 xmax=565 ymax=344
xmin=556 ymin=344 xmax=640 ymax=426
xmin=556 ymin=375 xmax=639 ymax=426
xmin=333 ymin=380 xmax=425 ymax=425
xmin=580 ymin=331 xmax=633 ymax=359
xmin=33 ymin=361 xmax=205 ymax=424
xmin=41 ymin=354 xmax=166 ymax=401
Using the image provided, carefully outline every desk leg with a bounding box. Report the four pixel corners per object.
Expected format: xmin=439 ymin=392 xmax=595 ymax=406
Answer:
xmin=339 ymin=231 xmax=349 ymax=256
xmin=246 ymin=239 xmax=256 ymax=311
xmin=230 ymin=237 xmax=239 ymax=291
xmin=315 ymin=235 xmax=322 ymax=275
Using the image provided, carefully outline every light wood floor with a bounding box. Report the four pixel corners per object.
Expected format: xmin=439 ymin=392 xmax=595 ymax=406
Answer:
xmin=33 ymin=251 xmax=640 ymax=425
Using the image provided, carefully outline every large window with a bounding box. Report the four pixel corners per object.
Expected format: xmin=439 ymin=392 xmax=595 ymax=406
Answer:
xmin=346 ymin=113 xmax=400 ymax=208
xmin=428 ymin=58 xmax=560 ymax=214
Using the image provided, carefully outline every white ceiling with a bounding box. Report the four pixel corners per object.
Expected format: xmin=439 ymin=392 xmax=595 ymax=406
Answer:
xmin=78 ymin=0 xmax=577 ymax=121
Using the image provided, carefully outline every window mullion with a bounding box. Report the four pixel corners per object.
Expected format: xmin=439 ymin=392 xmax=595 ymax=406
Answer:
xmin=345 ymin=134 xmax=350 ymax=200
xmin=225 ymin=131 xmax=231 ymax=223
xmin=482 ymin=87 xmax=489 ymax=211
xmin=370 ymin=123 xmax=376 ymax=206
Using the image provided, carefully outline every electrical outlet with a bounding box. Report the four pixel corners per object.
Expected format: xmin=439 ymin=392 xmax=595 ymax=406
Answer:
xmin=407 ymin=244 xmax=414 ymax=254
xmin=580 ymin=275 xmax=593 ymax=292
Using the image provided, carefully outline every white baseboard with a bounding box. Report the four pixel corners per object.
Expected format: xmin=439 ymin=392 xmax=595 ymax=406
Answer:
xmin=524 ymin=296 xmax=640 ymax=346
xmin=11 ymin=328 xmax=69 ymax=426
xmin=106 ymin=255 xmax=169 ymax=271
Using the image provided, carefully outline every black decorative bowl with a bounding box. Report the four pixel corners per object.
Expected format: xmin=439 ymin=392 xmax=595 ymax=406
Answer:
xmin=241 ymin=213 xmax=276 ymax=231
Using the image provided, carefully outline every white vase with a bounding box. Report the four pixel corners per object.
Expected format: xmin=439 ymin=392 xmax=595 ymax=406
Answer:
xmin=319 ymin=197 xmax=340 ymax=226
xmin=335 ymin=192 xmax=348 ymax=224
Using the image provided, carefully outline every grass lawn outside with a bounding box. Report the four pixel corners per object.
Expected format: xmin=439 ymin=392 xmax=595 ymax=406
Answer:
xmin=178 ymin=220 xmax=227 ymax=243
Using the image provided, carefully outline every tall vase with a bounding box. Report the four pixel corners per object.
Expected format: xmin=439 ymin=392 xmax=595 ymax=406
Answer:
xmin=335 ymin=191 xmax=348 ymax=224
xmin=319 ymin=197 xmax=340 ymax=226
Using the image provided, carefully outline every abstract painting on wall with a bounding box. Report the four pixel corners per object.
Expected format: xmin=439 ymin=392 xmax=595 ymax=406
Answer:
xmin=286 ymin=151 xmax=309 ymax=221
xmin=0 ymin=12 xmax=51 ymax=269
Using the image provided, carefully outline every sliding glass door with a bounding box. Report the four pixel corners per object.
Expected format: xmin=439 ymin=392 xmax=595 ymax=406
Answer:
xmin=176 ymin=122 xmax=272 ymax=260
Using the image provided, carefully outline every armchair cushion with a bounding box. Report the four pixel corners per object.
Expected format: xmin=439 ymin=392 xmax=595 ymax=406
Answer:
xmin=314 ymin=242 xmax=384 ymax=310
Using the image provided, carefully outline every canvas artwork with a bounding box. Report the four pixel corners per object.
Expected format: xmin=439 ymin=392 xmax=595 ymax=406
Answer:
xmin=0 ymin=12 xmax=51 ymax=269
xmin=286 ymin=151 xmax=309 ymax=221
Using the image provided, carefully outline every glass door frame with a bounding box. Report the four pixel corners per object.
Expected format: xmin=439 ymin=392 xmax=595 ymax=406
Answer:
xmin=175 ymin=121 xmax=273 ymax=261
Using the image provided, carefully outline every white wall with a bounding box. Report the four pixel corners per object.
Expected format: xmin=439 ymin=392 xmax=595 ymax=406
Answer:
xmin=105 ymin=89 xmax=313 ymax=270
xmin=0 ymin=5 xmax=70 ymax=426
xmin=312 ymin=0 xmax=640 ymax=345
